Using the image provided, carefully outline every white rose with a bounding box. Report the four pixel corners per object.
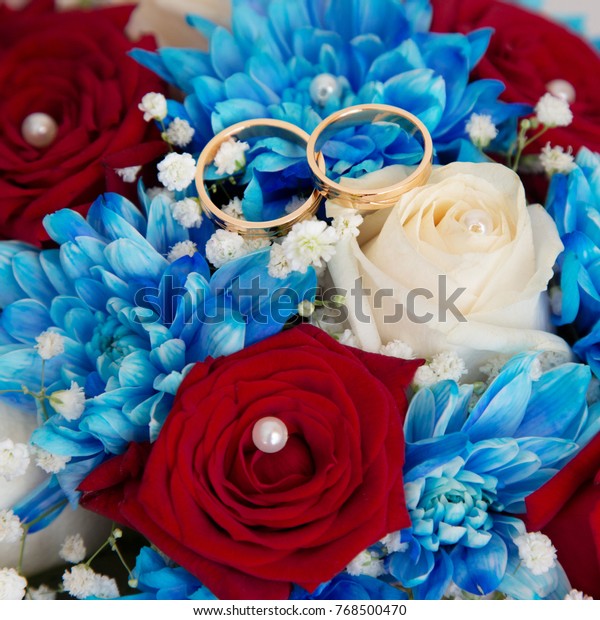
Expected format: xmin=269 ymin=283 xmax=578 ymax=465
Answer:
xmin=326 ymin=163 xmax=570 ymax=373
xmin=0 ymin=402 xmax=110 ymax=576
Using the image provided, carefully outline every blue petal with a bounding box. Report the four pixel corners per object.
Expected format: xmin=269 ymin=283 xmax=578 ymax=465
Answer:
xmin=105 ymin=238 xmax=169 ymax=283
xmin=451 ymin=532 xmax=507 ymax=595
xmin=1 ymin=299 xmax=52 ymax=343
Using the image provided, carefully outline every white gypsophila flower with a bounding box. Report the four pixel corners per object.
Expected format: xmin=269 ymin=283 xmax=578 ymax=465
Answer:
xmin=429 ymin=351 xmax=467 ymax=383
xmin=93 ymin=574 xmax=120 ymax=599
xmin=168 ymin=241 xmax=198 ymax=263
xmin=244 ymin=237 xmax=271 ymax=253
xmin=346 ymin=551 xmax=385 ymax=578
xmin=337 ymin=329 xmax=359 ymax=348
xmin=332 ymin=210 xmax=363 ymax=239
xmin=171 ymin=198 xmax=202 ymax=229
xmin=115 ymin=166 xmax=142 ymax=183
xmin=49 ymin=381 xmax=86 ymax=421
xmin=221 ymin=197 xmax=245 ymax=220
xmin=535 ymin=93 xmax=573 ymax=128
xmin=214 ymin=138 xmax=250 ymax=176
xmin=380 ymin=340 xmax=415 ymax=360
xmin=29 ymin=585 xmax=56 ymax=600
xmin=0 ymin=568 xmax=27 ymax=600
xmin=539 ymin=143 xmax=576 ymax=176
xmin=164 ymin=118 xmax=196 ymax=147
xmin=285 ymin=196 xmax=306 ymax=215
xmin=205 ymin=230 xmax=248 ymax=268
xmin=281 ymin=219 xmax=339 ymax=273
xmin=267 ymin=243 xmax=292 ymax=279
xmin=62 ymin=564 xmax=98 ymax=599
xmin=0 ymin=510 xmax=23 ymax=544
xmin=157 ymin=152 xmax=197 ymax=192
xmin=538 ymin=351 xmax=569 ymax=373
xmin=34 ymin=330 xmax=65 ymax=360
xmin=514 ymin=532 xmax=557 ymax=576
xmin=479 ymin=354 xmax=511 ymax=383
xmin=564 ymin=589 xmax=593 ymax=600
xmin=59 ymin=534 xmax=87 ymax=564
xmin=413 ymin=364 xmax=438 ymax=389
xmin=146 ymin=187 xmax=175 ymax=201
xmin=297 ymin=300 xmax=315 ymax=318
xmin=138 ymin=92 xmax=167 ymax=122
xmin=34 ymin=447 xmax=70 ymax=474
xmin=380 ymin=532 xmax=409 ymax=554
xmin=465 ymin=113 xmax=499 ymax=149
xmin=0 ymin=439 xmax=30 ymax=482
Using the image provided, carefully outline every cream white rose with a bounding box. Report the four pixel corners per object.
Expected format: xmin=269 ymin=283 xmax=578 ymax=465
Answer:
xmin=327 ymin=162 xmax=570 ymax=372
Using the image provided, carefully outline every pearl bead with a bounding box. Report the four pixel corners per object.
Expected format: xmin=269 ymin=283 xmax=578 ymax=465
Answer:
xmin=252 ymin=417 xmax=288 ymax=454
xmin=309 ymin=73 xmax=342 ymax=107
xmin=459 ymin=209 xmax=494 ymax=235
xmin=546 ymin=79 xmax=576 ymax=105
xmin=21 ymin=113 xmax=58 ymax=149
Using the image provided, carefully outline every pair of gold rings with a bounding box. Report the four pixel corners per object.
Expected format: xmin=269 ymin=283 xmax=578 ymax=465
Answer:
xmin=195 ymin=104 xmax=433 ymax=238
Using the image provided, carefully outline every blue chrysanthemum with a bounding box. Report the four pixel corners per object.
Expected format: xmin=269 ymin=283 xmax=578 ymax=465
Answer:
xmin=546 ymin=148 xmax=600 ymax=375
xmin=133 ymin=0 xmax=528 ymax=170
xmin=0 ymin=187 xmax=316 ymax=514
xmin=387 ymin=353 xmax=596 ymax=599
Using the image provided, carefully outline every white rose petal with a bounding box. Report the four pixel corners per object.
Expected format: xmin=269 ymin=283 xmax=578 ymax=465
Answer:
xmin=326 ymin=163 xmax=570 ymax=374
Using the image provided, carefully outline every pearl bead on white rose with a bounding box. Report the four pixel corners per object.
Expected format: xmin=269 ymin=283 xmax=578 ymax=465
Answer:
xmin=21 ymin=112 xmax=58 ymax=148
xmin=309 ymin=73 xmax=342 ymax=106
xmin=546 ymin=79 xmax=576 ymax=105
xmin=252 ymin=417 xmax=289 ymax=454
xmin=459 ymin=209 xmax=494 ymax=235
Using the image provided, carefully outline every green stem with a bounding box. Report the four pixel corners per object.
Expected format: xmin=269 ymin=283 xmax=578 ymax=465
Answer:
xmin=86 ymin=539 xmax=112 ymax=568
xmin=112 ymin=541 xmax=133 ymax=578
xmin=17 ymin=500 xmax=68 ymax=575
xmin=512 ymin=126 xmax=550 ymax=172
xmin=160 ymin=120 xmax=174 ymax=153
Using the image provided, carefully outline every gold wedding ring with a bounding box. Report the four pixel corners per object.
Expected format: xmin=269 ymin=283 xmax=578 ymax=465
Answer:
xmin=196 ymin=119 xmax=324 ymax=238
xmin=306 ymin=104 xmax=434 ymax=210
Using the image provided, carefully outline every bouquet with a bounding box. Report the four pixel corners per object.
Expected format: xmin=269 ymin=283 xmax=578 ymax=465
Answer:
xmin=1 ymin=0 xmax=600 ymax=604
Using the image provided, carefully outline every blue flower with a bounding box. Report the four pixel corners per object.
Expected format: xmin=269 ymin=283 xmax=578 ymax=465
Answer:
xmin=291 ymin=575 xmax=407 ymax=601
xmin=388 ymin=353 xmax=595 ymax=599
xmin=546 ymin=148 xmax=600 ymax=375
xmin=121 ymin=547 xmax=217 ymax=600
xmin=0 ymin=187 xmax=316 ymax=509
xmin=133 ymin=0 xmax=528 ymax=169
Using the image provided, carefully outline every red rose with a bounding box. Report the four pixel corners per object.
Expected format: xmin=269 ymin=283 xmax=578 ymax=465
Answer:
xmin=0 ymin=0 xmax=166 ymax=245
xmin=526 ymin=432 xmax=600 ymax=599
xmin=80 ymin=325 xmax=421 ymax=600
xmin=431 ymin=0 xmax=600 ymax=155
